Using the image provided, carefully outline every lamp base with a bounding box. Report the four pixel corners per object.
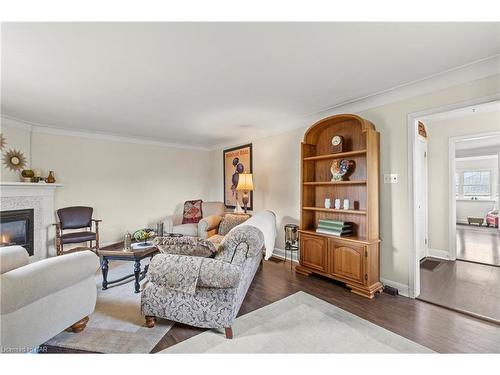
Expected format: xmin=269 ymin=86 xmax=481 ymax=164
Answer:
xmin=242 ymin=191 xmax=249 ymax=213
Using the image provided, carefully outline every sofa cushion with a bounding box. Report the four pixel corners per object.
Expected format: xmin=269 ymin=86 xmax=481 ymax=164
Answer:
xmin=172 ymin=223 xmax=199 ymax=237
xmin=198 ymin=258 xmax=242 ymax=288
xmin=218 ymin=214 xmax=250 ymax=235
xmin=154 ymin=236 xmax=216 ymax=257
xmin=182 ymin=199 xmax=203 ymax=224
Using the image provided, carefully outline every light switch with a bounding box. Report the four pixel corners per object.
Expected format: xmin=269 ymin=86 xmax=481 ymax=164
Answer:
xmin=384 ymin=174 xmax=399 ymax=184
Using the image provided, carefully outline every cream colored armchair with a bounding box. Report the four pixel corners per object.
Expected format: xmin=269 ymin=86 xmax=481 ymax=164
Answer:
xmin=164 ymin=201 xmax=225 ymax=239
xmin=0 ymin=246 xmax=99 ymax=352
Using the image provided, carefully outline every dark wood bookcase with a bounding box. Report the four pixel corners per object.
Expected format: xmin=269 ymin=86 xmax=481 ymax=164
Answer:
xmin=295 ymin=114 xmax=383 ymax=298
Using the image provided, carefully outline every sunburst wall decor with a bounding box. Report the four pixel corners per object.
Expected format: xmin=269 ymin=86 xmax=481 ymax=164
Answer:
xmin=0 ymin=133 xmax=6 ymax=150
xmin=3 ymin=149 xmax=27 ymax=172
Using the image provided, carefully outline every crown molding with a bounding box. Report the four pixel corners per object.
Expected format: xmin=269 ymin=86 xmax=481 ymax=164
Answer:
xmin=210 ymin=55 xmax=500 ymax=150
xmin=0 ymin=115 xmax=210 ymax=151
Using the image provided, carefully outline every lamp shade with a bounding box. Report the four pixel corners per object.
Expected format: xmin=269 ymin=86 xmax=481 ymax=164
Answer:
xmin=236 ymin=173 xmax=254 ymax=191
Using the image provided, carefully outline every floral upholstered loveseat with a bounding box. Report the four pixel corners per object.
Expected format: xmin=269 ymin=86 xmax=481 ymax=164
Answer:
xmin=140 ymin=217 xmax=268 ymax=339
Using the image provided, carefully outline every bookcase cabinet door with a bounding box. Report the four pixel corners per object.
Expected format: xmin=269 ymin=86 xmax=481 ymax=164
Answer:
xmin=300 ymin=233 xmax=327 ymax=272
xmin=329 ymin=239 xmax=365 ymax=284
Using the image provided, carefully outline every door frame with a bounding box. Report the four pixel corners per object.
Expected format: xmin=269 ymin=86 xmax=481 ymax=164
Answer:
xmin=407 ymin=93 xmax=500 ymax=299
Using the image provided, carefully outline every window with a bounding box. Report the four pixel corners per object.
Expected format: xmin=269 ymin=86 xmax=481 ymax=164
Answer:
xmin=462 ymin=171 xmax=491 ymax=196
xmin=456 ymin=169 xmax=494 ymax=199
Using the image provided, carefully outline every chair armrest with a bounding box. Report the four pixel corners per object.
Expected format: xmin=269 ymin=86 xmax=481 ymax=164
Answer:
xmin=0 ymin=250 xmax=99 ymax=314
xmin=198 ymin=214 xmax=223 ymax=238
xmin=153 ymin=236 xmax=216 ymax=257
xmin=92 ymin=219 xmax=102 ymax=223
xmin=216 ymin=226 xmax=265 ymax=266
xmin=163 ymin=214 xmax=183 ymax=233
xmin=0 ymin=246 xmax=29 ymax=274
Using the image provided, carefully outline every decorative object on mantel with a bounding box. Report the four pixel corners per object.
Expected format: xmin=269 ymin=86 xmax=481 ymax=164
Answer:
xmin=2 ymin=149 xmax=27 ymax=172
xmin=0 ymin=133 xmax=6 ymax=150
xmin=46 ymin=170 xmax=56 ymax=183
xmin=330 ymin=159 xmax=354 ymax=181
xmin=236 ymin=172 xmax=254 ymax=214
xmin=21 ymin=169 xmax=35 ymax=182
xmin=331 ymin=135 xmax=344 ymax=153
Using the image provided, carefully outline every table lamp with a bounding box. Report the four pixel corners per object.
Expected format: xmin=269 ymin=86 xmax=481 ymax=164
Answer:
xmin=236 ymin=173 xmax=253 ymax=213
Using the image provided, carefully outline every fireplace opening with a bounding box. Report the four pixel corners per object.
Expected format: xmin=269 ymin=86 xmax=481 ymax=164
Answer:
xmin=0 ymin=209 xmax=34 ymax=256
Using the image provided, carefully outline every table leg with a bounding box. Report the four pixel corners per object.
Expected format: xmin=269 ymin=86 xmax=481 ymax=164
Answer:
xmin=134 ymin=260 xmax=141 ymax=293
xmin=101 ymin=257 xmax=109 ymax=290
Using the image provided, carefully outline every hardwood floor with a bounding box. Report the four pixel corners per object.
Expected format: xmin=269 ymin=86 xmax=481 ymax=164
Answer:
xmin=457 ymin=223 xmax=500 ymax=266
xmin=151 ymin=258 xmax=500 ymax=353
xmin=43 ymin=258 xmax=500 ymax=353
xmin=419 ymin=259 xmax=500 ymax=323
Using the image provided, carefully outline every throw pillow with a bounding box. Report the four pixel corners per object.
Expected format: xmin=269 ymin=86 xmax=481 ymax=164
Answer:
xmin=218 ymin=214 xmax=250 ymax=235
xmin=182 ymin=199 xmax=203 ymax=224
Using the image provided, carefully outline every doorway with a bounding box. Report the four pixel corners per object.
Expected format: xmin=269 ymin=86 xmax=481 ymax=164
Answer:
xmin=409 ymin=99 xmax=500 ymax=323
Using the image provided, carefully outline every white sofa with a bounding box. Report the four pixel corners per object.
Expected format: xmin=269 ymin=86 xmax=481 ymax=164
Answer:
xmin=164 ymin=201 xmax=225 ymax=239
xmin=0 ymin=246 xmax=99 ymax=352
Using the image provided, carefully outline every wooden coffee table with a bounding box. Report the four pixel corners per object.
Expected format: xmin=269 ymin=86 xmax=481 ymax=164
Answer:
xmin=98 ymin=242 xmax=159 ymax=293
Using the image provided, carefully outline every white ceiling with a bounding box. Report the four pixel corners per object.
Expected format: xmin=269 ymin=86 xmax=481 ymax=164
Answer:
xmin=2 ymin=22 xmax=500 ymax=148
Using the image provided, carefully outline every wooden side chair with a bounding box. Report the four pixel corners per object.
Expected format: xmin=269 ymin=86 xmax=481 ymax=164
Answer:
xmin=54 ymin=206 xmax=101 ymax=256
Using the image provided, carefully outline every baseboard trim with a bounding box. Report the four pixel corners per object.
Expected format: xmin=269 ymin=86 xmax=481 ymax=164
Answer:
xmin=427 ymin=248 xmax=450 ymax=260
xmin=380 ymin=278 xmax=409 ymax=297
xmin=272 ymin=247 xmax=299 ymax=263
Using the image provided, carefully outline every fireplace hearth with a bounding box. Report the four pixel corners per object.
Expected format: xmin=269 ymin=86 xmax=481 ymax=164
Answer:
xmin=0 ymin=209 xmax=34 ymax=256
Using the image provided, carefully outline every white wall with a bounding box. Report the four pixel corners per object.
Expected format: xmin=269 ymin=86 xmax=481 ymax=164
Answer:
xmin=426 ymin=111 xmax=500 ymax=252
xmin=1 ymin=118 xmax=211 ymax=245
xmin=209 ymin=74 xmax=500 ymax=289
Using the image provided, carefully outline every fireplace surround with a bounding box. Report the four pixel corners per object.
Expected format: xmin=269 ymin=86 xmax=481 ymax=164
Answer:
xmin=0 ymin=208 xmax=34 ymax=256
xmin=1 ymin=182 xmax=63 ymax=260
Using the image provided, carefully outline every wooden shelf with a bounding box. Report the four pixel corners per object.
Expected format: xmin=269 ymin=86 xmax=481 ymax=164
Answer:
xmin=303 ymin=180 xmax=366 ymax=186
xmin=299 ymin=229 xmax=379 ymax=245
xmin=302 ymin=207 xmax=367 ymax=215
xmin=303 ymin=149 xmax=367 ymax=161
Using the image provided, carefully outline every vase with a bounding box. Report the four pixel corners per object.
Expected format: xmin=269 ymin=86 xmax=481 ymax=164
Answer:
xmin=46 ymin=171 xmax=56 ymax=183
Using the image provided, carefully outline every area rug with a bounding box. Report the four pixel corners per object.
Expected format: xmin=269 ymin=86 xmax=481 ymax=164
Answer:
xmin=420 ymin=259 xmax=443 ymax=271
xmin=161 ymin=291 xmax=434 ymax=353
xmin=45 ymin=260 xmax=173 ymax=353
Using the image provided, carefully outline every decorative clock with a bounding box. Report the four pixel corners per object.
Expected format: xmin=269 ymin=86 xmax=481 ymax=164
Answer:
xmin=331 ymin=135 xmax=344 ymax=153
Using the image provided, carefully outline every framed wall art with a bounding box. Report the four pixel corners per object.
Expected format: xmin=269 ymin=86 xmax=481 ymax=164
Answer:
xmin=223 ymin=143 xmax=253 ymax=210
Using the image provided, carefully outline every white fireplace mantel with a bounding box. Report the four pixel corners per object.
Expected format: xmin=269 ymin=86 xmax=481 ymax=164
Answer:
xmin=1 ymin=182 xmax=64 ymax=260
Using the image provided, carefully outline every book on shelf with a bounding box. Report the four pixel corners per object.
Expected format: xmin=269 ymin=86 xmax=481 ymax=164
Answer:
xmin=315 ymin=228 xmax=353 ymax=237
xmin=317 ymin=219 xmax=352 ymax=230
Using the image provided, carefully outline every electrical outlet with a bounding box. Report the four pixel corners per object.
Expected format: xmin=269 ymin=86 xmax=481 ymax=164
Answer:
xmin=384 ymin=174 xmax=399 ymax=184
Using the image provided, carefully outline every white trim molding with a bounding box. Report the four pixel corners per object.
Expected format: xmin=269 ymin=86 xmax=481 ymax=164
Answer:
xmin=380 ymin=278 xmax=409 ymax=298
xmin=272 ymin=247 xmax=299 ymax=262
xmin=427 ymin=248 xmax=450 ymax=260
xmin=1 ymin=116 xmax=210 ymax=151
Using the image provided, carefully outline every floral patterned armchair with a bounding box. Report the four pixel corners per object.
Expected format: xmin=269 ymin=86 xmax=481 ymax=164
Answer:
xmin=141 ymin=225 xmax=265 ymax=339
